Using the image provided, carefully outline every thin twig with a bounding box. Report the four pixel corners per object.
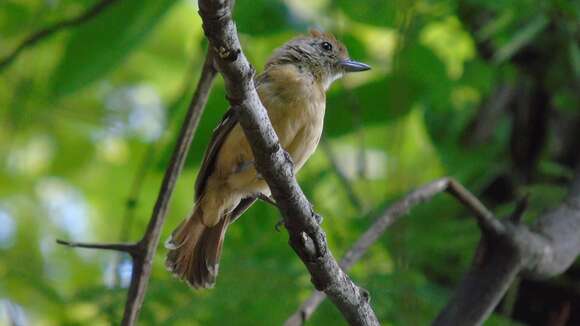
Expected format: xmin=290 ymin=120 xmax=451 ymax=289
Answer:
xmin=58 ymin=51 xmax=216 ymax=326
xmin=0 ymin=0 xmax=120 ymax=71
xmin=56 ymin=239 xmax=139 ymax=255
xmin=285 ymin=177 xmax=497 ymax=325
xmin=120 ymin=52 xmax=216 ymax=326
xmin=110 ymin=51 xmax=204 ymax=287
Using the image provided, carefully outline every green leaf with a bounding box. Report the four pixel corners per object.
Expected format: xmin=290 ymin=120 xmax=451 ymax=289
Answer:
xmin=50 ymin=0 xmax=176 ymax=96
xmin=234 ymin=0 xmax=292 ymax=35
xmin=493 ymin=15 xmax=549 ymax=63
xmin=335 ymin=0 xmax=397 ymax=27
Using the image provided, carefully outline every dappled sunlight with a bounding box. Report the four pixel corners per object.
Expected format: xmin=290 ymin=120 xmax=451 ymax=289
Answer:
xmin=420 ymin=16 xmax=475 ymax=79
xmin=103 ymin=84 xmax=166 ymax=143
xmin=35 ymin=177 xmax=91 ymax=240
xmin=1 ymin=0 xmax=577 ymax=324
xmin=5 ymin=135 xmax=55 ymax=177
xmin=0 ymin=206 xmax=15 ymax=248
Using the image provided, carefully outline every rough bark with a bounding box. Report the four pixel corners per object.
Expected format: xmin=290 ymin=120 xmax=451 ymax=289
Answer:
xmin=434 ymin=173 xmax=580 ymax=325
xmin=197 ymin=0 xmax=380 ymax=324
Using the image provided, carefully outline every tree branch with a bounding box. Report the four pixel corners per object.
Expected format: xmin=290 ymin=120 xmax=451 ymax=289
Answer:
xmin=56 ymin=239 xmax=139 ymax=255
xmin=435 ymin=172 xmax=580 ymax=325
xmin=58 ymin=52 xmax=217 ymax=326
xmin=285 ymin=177 xmax=496 ymax=325
xmin=197 ymin=0 xmax=379 ymax=324
xmin=120 ymin=53 xmax=216 ymax=325
xmin=287 ymin=171 xmax=580 ymax=325
xmin=0 ymin=0 xmax=120 ymax=71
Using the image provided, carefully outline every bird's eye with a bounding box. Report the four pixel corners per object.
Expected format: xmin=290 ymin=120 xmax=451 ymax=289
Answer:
xmin=321 ymin=42 xmax=333 ymax=51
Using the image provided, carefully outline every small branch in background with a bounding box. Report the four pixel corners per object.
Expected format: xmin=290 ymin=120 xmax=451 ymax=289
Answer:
xmin=461 ymin=84 xmax=515 ymax=146
xmin=285 ymin=177 xmax=496 ymax=325
xmin=435 ymin=172 xmax=580 ymax=325
xmin=197 ymin=0 xmax=379 ymax=324
xmin=0 ymin=0 xmax=120 ymax=71
xmin=110 ymin=50 xmax=205 ymax=287
xmin=56 ymin=239 xmax=139 ymax=255
xmin=320 ymin=137 xmax=364 ymax=211
xmin=57 ymin=52 xmax=217 ymax=326
xmin=288 ymin=172 xmax=580 ymax=325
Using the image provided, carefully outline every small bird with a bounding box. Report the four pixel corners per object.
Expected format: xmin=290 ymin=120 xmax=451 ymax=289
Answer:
xmin=165 ymin=30 xmax=370 ymax=288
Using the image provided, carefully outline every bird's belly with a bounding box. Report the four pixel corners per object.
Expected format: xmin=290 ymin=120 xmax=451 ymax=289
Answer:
xmin=283 ymin=106 xmax=325 ymax=171
xmin=218 ymin=97 xmax=325 ymax=196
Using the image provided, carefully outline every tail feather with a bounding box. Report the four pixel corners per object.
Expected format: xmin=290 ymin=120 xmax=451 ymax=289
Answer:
xmin=165 ymin=208 xmax=229 ymax=289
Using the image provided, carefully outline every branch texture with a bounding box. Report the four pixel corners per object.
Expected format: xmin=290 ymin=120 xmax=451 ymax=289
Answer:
xmin=288 ymin=173 xmax=580 ymax=325
xmin=286 ymin=178 xmax=496 ymax=325
xmin=197 ymin=0 xmax=379 ymax=324
xmin=435 ymin=173 xmax=580 ymax=325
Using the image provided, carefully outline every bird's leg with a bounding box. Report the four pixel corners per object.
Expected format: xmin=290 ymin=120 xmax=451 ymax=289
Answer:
xmin=257 ymin=193 xmax=277 ymax=207
xmin=256 ymin=193 xmax=285 ymax=231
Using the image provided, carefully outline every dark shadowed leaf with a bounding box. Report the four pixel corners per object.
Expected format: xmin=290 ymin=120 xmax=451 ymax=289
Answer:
xmin=234 ymin=0 xmax=292 ymax=35
xmin=335 ymin=0 xmax=397 ymax=27
xmin=50 ymin=0 xmax=176 ymax=96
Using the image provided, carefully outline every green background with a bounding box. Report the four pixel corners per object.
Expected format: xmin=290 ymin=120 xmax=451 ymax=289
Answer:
xmin=0 ymin=0 xmax=579 ymax=324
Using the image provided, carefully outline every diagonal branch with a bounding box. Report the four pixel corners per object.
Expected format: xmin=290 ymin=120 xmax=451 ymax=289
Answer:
xmin=288 ymin=169 xmax=580 ymax=325
xmin=197 ymin=0 xmax=379 ymax=324
xmin=58 ymin=51 xmax=217 ymax=326
xmin=433 ymin=171 xmax=580 ymax=325
xmin=285 ymin=177 xmax=497 ymax=325
xmin=120 ymin=52 xmax=216 ymax=326
xmin=0 ymin=0 xmax=120 ymax=71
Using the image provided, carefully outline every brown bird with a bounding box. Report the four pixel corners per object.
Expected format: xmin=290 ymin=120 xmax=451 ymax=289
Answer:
xmin=165 ymin=30 xmax=370 ymax=288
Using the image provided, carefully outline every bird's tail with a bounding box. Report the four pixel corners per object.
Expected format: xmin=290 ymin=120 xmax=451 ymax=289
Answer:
xmin=165 ymin=206 xmax=229 ymax=289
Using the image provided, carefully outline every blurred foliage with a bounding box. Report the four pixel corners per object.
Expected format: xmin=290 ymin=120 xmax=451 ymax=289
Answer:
xmin=0 ymin=0 xmax=579 ymax=325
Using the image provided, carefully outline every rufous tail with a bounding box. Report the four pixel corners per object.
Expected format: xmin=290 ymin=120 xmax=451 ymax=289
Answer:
xmin=165 ymin=207 xmax=229 ymax=289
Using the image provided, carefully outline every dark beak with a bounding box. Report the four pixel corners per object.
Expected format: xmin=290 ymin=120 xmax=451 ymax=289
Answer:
xmin=339 ymin=59 xmax=371 ymax=72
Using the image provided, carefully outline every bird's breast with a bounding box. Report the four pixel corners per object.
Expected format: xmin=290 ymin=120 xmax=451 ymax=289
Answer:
xmin=258 ymin=77 xmax=326 ymax=171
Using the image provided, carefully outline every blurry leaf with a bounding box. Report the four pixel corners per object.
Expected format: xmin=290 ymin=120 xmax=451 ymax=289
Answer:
xmin=326 ymin=75 xmax=420 ymax=137
xmin=234 ymin=0 xmax=291 ymax=35
xmin=51 ymin=0 xmax=177 ymax=96
xmin=477 ymin=10 xmax=514 ymax=41
xmin=570 ymin=41 xmax=580 ymax=79
xmin=493 ymin=15 xmax=549 ymax=63
xmin=553 ymin=88 xmax=580 ymax=113
xmin=335 ymin=0 xmax=396 ymax=27
xmin=341 ymin=32 xmax=368 ymax=62
xmin=0 ymin=2 xmax=31 ymax=36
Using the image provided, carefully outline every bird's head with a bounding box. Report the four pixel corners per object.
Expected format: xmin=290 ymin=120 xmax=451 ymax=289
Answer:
xmin=266 ymin=29 xmax=371 ymax=90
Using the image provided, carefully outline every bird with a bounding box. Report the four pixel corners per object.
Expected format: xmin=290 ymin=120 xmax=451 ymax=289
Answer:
xmin=165 ymin=29 xmax=370 ymax=289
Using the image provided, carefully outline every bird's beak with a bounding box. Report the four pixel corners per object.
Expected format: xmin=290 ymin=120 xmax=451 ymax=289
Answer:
xmin=339 ymin=59 xmax=371 ymax=72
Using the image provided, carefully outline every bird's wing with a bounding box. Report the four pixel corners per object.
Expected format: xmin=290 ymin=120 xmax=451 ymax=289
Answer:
xmin=194 ymin=108 xmax=259 ymax=223
xmin=195 ymin=75 xmax=269 ymax=218
xmin=195 ymin=107 xmax=239 ymax=199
